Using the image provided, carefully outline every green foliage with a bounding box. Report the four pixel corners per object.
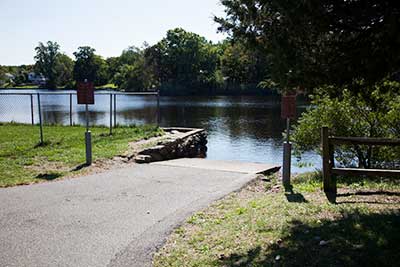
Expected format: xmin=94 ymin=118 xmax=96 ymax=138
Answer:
xmin=216 ymin=0 xmax=400 ymax=93
xmin=146 ymin=28 xmax=222 ymax=95
xmin=55 ymin=53 xmax=74 ymax=87
xmin=111 ymin=46 xmax=158 ymax=91
xmin=0 ymin=67 xmax=5 ymax=86
xmin=34 ymin=41 xmax=61 ymax=88
xmin=220 ymin=40 xmax=269 ymax=92
xmin=292 ymin=81 xmax=400 ymax=168
xmin=34 ymin=41 xmax=74 ymax=88
xmin=5 ymin=28 xmax=272 ymax=94
xmin=73 ymin=46 xmax=109 ymax=85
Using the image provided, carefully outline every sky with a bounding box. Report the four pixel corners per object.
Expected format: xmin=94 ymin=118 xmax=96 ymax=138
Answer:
xmin=0 ymin=0 xmax=226 ymax=66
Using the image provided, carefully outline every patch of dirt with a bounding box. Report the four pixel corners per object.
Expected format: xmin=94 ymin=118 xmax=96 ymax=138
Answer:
xmin=25 ymin=158 xmax=70 ymax=173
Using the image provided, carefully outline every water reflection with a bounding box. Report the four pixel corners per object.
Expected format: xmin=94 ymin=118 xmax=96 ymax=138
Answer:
xmin=0 ymin=90 xmax=320 ymax=172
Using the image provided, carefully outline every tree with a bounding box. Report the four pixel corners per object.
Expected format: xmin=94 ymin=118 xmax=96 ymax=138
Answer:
xmin=34 ymin=41 xmax=60 ymax=88
xmin=55 ymin=54 xmax=74 ymax=87
xmin=0 ymin=67 xmax=5 ymax=85
xmin=292 ymin=81 xmax=400 ymax=169
xmin=73 ymin=46 xmax=109 ymax=85
xmin=215 ymin=0 xmax=400 ymax=93
xmin=220 ymin=40 xmax=269 ymax=91
xmin=112 ymin=47 xmax=158 ymax=91
xmin=146 ymin=28 xmax=220 ymax=95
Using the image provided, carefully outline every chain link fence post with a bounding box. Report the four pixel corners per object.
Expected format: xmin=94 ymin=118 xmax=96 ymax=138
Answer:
xmin=30 ymin=94 xmax=34 ymax=125
xmin=69 ymin=93 xmax=73 ymax=126
xmin=109 ymin=93 xmax=113 ymax=135
xmin=113 ymin=94 xmax=117 ymax=128
xmin=37 ymin=93 xmax=44 ymax=145
xmin=157 ymin=90 xmax=160 ymax=126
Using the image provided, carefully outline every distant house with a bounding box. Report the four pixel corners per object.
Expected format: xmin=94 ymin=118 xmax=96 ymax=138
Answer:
xmin=5 ymin=73 xmax=15 ymax=81
xmin=28 ymin=72 xmax=47 ymax=85
xmin=1 ymin=73 xmax=15 ymax=85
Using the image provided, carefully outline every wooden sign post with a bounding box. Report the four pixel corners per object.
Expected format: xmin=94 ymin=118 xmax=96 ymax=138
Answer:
xmin=281 ymin=93 xmax=296 ymax=188
xmin=77 ymin=80 xmax=95 ymax=165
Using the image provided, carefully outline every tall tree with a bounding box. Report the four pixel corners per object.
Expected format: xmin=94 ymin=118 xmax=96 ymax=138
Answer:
xmin=55 ymin=54 xmax=74 ymax=87
xmin=34 ymin=41 xmax=60 ymax=88
xmin=146 ymin=28 xmax=220 ymax=95
xmin=112 ymin=47 xmax=157 ymax=91
xmin=0 ymin=67 xmax=5 ymax=85
xmin=215 ymin=0 xmax=400 ymax=93
xmin=73 ymin=46 xmax=108 ymax=85
xmin=220 ymin=40 xmax=268 ymax=89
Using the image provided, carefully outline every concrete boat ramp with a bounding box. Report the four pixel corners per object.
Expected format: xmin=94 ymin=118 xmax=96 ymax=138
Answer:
xmin=153 ymin=158 xmax=280 ymax=175
xmin=0 ymin=159 xmax=280 ymax=267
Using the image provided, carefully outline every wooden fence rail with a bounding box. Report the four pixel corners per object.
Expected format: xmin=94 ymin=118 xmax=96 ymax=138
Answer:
xmin=321 ymin=127 xmax=400 ymax=195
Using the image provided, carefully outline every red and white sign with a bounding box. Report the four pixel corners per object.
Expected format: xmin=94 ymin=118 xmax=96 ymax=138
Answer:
xmin=281 ymin=94 xmax=296 ymax=119
xmin=77 ymin=82 xmax=94 ymax=105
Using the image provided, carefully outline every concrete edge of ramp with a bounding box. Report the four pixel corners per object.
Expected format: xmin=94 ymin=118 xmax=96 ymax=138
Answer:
xmin=152 ymin=158 xmax=281 ymax=175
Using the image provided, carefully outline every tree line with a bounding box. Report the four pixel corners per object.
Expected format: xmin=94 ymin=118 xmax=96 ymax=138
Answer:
xmin=0 ymin=28 xmax=270 ymax=96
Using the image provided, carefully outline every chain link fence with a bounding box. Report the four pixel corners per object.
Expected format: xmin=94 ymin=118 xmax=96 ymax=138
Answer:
xmin=0 ymin=91 xmax=160 ymax=142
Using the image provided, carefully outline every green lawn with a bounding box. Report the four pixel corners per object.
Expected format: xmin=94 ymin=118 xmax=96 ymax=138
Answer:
xmin=0 ymin=123 xmax=162 ymax=187
xmin=154 ymin=172 xmax=400 ymax=267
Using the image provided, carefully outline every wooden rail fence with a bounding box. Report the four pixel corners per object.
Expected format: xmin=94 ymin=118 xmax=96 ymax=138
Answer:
xmin=321 ymin=127 xmax=400 ymax=194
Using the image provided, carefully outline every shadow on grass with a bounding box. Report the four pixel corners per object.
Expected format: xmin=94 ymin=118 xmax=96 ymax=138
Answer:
xmin=34 ymin=141 xmax=51 ymax=148
xmin=35 ymin=173 xmax=63 ymax=181
xmin=284 ymin=184 xmax=308 ymax=203
xmin=71 ymin=163 xmax=90 ymax=172
xmin=337 ymin=191 xmax=400 ymax=197
xmin=217 ymin=212 xmax=400 ymax=267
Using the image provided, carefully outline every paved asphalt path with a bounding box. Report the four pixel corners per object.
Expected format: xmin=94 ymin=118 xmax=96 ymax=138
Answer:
xmin=0 ymin=163 xmax=259 ymax=267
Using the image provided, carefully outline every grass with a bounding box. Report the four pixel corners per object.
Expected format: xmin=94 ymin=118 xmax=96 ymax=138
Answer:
xmin=153 ymin=172 xmax=400 ymax=267
xmin=0 ymin=123 xmax=163 ymax=187
xmin=95 ymin=83 xmax=118 ymax=89
xmin=2 ymin=84 xmax=39 ymax=89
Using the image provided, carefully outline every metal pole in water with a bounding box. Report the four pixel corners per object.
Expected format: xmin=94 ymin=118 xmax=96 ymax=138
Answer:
xmin=85 ymin=103 xmax=92 ymax=165
xmin=30 ymin=94 xmax=34 ymax=125
xmin=282 ymin=118 xmax=291 ymax=188
xmin=37 ymin=93 xmax=44 ymax=144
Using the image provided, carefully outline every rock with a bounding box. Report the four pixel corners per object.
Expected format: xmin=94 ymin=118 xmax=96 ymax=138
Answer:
xmin=135 ymin=129 xmax=208 ymax=163
xmin=135 ymin=155 xmax=152 ymax=163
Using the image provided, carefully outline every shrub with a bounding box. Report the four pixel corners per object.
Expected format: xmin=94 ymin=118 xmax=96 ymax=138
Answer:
xmin=292 ymin=81 xmax=400 ymax=169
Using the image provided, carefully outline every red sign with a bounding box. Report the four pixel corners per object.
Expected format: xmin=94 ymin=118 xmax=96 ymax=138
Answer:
xmin=77 ymin=82 xmax=94 ymax=105
xmin=281 ymin=94 xmax=296 ymax=119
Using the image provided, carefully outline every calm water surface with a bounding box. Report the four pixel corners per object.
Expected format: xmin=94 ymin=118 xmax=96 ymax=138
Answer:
xmin=0 ymin=89 xmax=320 ymax=173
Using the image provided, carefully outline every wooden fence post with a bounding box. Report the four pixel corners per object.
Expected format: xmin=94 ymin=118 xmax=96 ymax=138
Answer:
xmin=322 ymin=127 xmax=335 ymax=194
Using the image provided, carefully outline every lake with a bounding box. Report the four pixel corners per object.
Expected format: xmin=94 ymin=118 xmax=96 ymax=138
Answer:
xmin=0 ymin=89 xmax=320 ymax=173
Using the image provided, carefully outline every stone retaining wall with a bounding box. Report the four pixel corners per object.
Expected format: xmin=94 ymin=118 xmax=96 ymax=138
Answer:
xmin=135 ymin=128 xmax=207 ymax=163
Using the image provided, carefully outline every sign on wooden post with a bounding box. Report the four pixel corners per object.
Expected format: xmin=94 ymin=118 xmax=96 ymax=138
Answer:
xmin=76 ymin=80 xmax=94 ymax=166
xmin=281 ymin=94 xmax=296 ymax=119
xmin=77 ymin=81 xmax=95 ymax=105
xmin=281 ymin=93 xmax=296 ymax=189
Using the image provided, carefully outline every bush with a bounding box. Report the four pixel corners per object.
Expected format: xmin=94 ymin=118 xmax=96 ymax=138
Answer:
xmin=292 ymin=80 xmax=400 ymax=169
